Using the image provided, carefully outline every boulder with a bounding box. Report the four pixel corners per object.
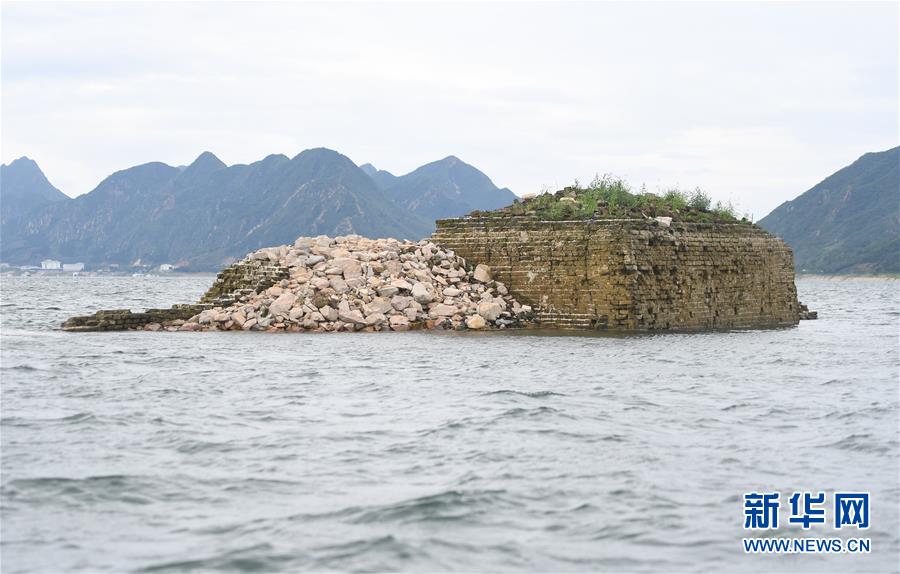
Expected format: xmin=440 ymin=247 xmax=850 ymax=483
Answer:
xmin=431 ymin=303 xmax=458 ymax=317
xmin=366 ymin=312 xmax=388 ymax=326
xmin=391 ymin=295 xmax=413 ymax=311
xmin=391 ymin=278 xmax=413 ymax=291
xmin=473 ymin=264 xmax=492 ymax=282
xmin=338 ymin=308 xmax=366 ymax=325
xmin=389 ymin=315 xmax=410 ymax=331
xmin=363 ymin=297 xmax=393 ymax=316
xmin=411 ymin=282 xmax=432 ymax=304
xmin=269 ymin=292 xmax=297 ymax=317
xmin=477 ymin=301 xmax=503 ymax=322
xmin=377 ymin=286 xmax=400 ymax=298
xmin=466 ymin=315 xmax=487 ymax=330
xmin=329 ymin=277 xmax=349 ymax=293
xmin=331 ymin=257 xmax=363 ymax=279
xmin=320 ymin=305 xmax=339 ymax=322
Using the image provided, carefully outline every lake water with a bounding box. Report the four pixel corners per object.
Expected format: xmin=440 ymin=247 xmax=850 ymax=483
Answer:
xmin=1 ymin=275 xmax=898 ymax=573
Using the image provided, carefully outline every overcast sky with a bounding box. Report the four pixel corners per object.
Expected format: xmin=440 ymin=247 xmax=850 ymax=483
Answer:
xmin=2 ymin=2 xmax=897 ymax=219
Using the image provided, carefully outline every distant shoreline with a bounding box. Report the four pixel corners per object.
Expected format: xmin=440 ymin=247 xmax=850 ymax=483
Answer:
xmin=797 ymin=273 xmax=899 ymax=280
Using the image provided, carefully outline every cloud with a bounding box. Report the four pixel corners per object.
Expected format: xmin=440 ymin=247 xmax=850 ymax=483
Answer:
xmin=2 ymin=1 xmax=897 ymax=218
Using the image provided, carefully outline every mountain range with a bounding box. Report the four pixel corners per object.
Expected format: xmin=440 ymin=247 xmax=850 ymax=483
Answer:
xmin=0 ymin=149 xmax=516 ymax=270
xmin=3 ymin=146 xmax=896 ymax=274
xmin=758 ymin=146 xmax=899 ymax=274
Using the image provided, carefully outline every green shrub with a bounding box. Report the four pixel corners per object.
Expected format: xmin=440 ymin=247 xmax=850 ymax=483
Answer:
xmin=513 ymin=176 xmax=739 ymax=223
xmin=712 ymin=200 xmax=737 ymax=220
xmin=688 ymin=187 xmax=712 ymax=211
xmin=662 ymin=189 xmax=688 ymax=211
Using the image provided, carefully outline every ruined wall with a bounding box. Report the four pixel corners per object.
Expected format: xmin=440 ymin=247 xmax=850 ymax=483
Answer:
xmin=199 ymin=258 xmax=290 ymax=308
xmin=62 ymin=259 xmax=290 ymax=332
xmin=432 ymin=217 xmax=799 ymax=330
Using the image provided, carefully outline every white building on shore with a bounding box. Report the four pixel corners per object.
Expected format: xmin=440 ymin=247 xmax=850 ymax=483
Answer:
xmin=41 ymin=259 xmax=62 ymax=270
xmin=62 ymin=262 xmax=85 ymax=272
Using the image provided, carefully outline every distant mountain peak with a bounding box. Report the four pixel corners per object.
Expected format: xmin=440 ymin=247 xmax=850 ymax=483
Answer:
xmin=5 ymin=155 xmax=39 ymax=169
xmin=0 ymin=156 xmax=69 ymax=220
xmin=294 ymin=147 xmax=344 ymax=161
xmin=176 ymin=151 xmax=226 ymax=185
xmin=359 ymin=163 xmax=378 ymax=176
xmin=191 ymin=151 xmax=225 ymax=168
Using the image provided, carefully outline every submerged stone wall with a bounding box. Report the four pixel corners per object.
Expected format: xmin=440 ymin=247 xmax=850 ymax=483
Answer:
xmin=61 ymin=259 xmax=291 ymax=332
xmin=432 ymin=217 xmax=799 ymax=330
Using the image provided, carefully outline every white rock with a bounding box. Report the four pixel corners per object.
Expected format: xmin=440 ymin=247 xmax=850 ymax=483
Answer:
xmin=338 ymin=308 xmax=366 ymax=325
xmin=389 ymin=315 xmax=410 ymax=331
xmin=311 ymin=277 xmax=330 ymax=290
xmin=473 ymin=264 xmax=492 ymax=282
xmin=269 ymin=292 xmax=297 ymax=317
xmin=365 ymin=313 xmax=387 ymax=326
xmin=391 ymin=295 xmax=413 ymax=311
xmin=378 ymin=286 xmax=399 ymax=298
xmin=431 ymin=303 xmax=458 ymax=317
xmin=411 ymin=282 xmax=433 ymax=304
xmin=391 ymin=278 xmax=413 ymax=291
xmin=331 ymin=257 xmax=362 ymax=279
xmin=443 ymin=287 xmax=461 ymax=297
xmin=466 ymin=315 xmax=487 ymax=330
xmin=364 ymin=297 xmax=393 ymax=316
xmin=345 ymin=277 xmax=367 ymax=289
xmin=477 ymin=301 xmax=503 ymax=322
xmin=330 ymin=277 xmax=349 ymax=293
xmin=320 ymin=305 xmax=339 ymax=321
xmin=198 ymin=309 xmax=216 ymax=324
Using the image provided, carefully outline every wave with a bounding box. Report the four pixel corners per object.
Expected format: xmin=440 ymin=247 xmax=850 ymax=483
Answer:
xmin=481 ymin=389 xmax=567 ymax=398
xmin=351 ymin=489 xmax=516 ymax=525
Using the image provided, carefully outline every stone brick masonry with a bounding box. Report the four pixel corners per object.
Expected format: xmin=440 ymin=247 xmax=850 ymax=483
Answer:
xmin=431 ymin=217 xmax=799 ymax=330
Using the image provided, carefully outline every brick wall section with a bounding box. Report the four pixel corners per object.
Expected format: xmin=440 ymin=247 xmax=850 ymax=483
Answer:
xmin=61 ymin=304 xmax=209 ymax=332
xmin=432 ymin=217 xmax=799 ymax=330
xmin=199 ymin=259 xmax=290 ymax=307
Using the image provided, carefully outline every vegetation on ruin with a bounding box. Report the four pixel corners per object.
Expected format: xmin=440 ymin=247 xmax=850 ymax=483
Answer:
xmin=471 ymin=174 xmax=748 ymax=223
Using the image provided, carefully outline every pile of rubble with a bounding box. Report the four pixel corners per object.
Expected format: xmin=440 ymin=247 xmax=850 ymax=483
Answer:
xmin=177 ymin=235 xmax=535 ymax=332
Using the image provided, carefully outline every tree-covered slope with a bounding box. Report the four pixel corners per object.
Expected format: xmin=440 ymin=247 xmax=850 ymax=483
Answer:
xmin=1 ymin=149 xmax=432 ymax=270
xmin=758 ymin=146 xmax=899 ymax=274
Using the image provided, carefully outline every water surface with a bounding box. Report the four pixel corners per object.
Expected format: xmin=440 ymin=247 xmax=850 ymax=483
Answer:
xmin=1 ymin=275 xmax=898 ymax=572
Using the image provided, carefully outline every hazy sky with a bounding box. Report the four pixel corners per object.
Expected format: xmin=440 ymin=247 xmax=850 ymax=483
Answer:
xmin=2 ymin=2 xmax=897 ymax=219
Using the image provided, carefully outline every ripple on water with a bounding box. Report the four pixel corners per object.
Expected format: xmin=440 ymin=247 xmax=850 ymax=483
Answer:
xmin=0 ymin=275 xmax=897 ymax=573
